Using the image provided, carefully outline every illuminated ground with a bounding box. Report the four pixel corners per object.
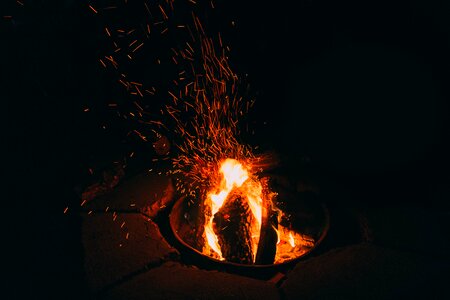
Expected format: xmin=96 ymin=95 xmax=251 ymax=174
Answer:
xmin=78 ymin=172 xmax=449 ymax=299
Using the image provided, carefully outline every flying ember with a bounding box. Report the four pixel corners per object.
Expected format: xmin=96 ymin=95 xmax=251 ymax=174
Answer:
xmin=90 ymin=0 xmax=317 ymax=265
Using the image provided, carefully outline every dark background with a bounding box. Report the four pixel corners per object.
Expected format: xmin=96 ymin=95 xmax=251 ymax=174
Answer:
xmin=5 ymin=0 xmax=450 ymax=298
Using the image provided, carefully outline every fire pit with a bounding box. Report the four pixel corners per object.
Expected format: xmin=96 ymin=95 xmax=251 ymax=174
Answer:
xmin=169 ymin=159 xmax=329 ymax=269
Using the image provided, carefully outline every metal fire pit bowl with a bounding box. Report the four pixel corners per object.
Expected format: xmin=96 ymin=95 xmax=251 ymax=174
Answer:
xmin=169 ymin=189 xmax=329 ymax=272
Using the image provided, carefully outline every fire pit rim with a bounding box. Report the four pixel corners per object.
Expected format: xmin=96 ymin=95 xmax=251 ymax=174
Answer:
xmin=169 ymin=195 xmax=330 ymax=269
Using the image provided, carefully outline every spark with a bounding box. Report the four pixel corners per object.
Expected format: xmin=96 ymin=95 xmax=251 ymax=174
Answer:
xmin=135 ymin=85 xmax=143 ymax=97
xmin=144 ymin=3 xmax=151 ymax=15
xmin=168 ymin=91 xmax=178 ymax=101
xmin=132 ymin=42 xmax=144 ymax=53
xmin=99 ymin=59 xmax=106 ymax=68
xmin=158 ymin=4 xmax=168 ymax=20
xmin=89 ymin=1 xmax=258 ymax=202
xmin=88 ymin=5 xmax=98 ymax=14
xmin=129 ymin=39 xmax=138 ymax=47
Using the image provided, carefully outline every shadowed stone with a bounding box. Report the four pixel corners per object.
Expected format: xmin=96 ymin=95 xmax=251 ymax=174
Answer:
xmin=82 ymin=213 xmax=178 ymax=292
xmin=281 ymin=244 xmax=449 ymax=300
xmin=102 ymin=262 xmax=280 ymax=300
xmin=360 ymin=204 xmax=450 ymax=257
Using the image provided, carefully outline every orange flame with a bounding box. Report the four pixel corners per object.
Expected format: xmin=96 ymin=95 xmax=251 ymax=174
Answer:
xmin=209 ymin=159 xmax=249 ymax=215
xmin=289 ymin=232 xmax=296 ymax=248
xmin=204 ymin=158 xmax=263 ymax=261
xmin=202 ymin=158 xmax=315 ymax=264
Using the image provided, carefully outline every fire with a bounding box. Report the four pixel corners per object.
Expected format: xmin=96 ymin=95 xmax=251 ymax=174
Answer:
xmin=204 ymin=159 xmax=263 ymax=261
xmin=289 ymin=232 xmax=296 ymax=248
xmin=90 ymin=1 xmax=316 ymax=264
xmin=210 ymin=159 xmax=249 ymax=214
xmin=202 ymin=158 xmax=312 ymax=264
xmin=204 ymin=159 xmax=250 ymax=259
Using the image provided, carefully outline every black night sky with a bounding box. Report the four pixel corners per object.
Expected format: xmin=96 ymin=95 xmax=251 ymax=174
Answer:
xmin=5 ymin=0 xmax=450 ymax=298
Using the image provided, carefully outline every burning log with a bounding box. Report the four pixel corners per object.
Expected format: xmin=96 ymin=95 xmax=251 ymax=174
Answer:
xmin=213 ymin=188 xmax=254 ymax=264
xmin=255 ymin=178 xmax=278 ymax=265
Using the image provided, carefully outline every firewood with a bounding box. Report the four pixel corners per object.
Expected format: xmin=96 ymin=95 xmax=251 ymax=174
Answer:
xmin=213 ymin=188 xmax=254 ymax=264
xmin=255 ymin=177 xmax=278 ymax=265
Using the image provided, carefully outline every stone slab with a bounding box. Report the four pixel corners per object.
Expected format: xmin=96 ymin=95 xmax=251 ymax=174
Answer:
xmin=82 ymin=172 xmax=173 ymax=212
xmin=102 ymin=262 xmax=280 ymax=300
xmin=82 ymin=213 xmax=178 ymax=292
xmin=360 ymin=204 xmax=450 ymax=257
xmin=281 ymin=244 xmax=449 ymax=299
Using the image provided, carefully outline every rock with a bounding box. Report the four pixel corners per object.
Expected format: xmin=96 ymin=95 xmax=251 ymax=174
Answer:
xmin=360 ymin=204 xmax=450 ymax=257
xmin=102 ymin=262 xmax=280 ymax=300
xmin=153 ymin=135 xmax=171 ymax=156
xmin=281 ymin=244 xmax=449 ymax=299
xmin=82 ymin=173 xmax=173 ymax=212
xmin=82 ymin=213 xmax=178 ymax=292
xmin=140 ymin=179 xmax=175 ymax=218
